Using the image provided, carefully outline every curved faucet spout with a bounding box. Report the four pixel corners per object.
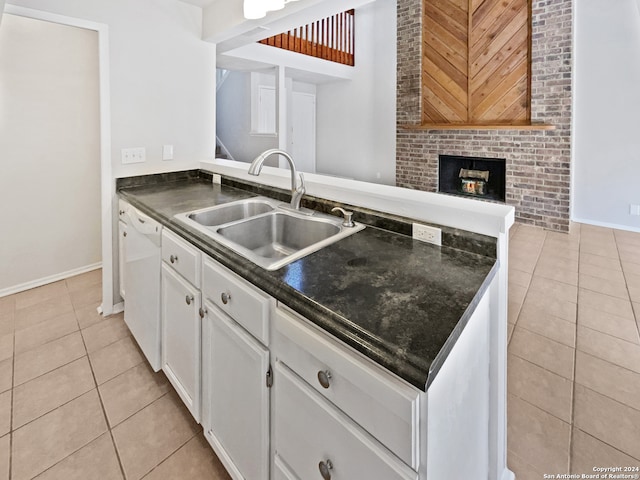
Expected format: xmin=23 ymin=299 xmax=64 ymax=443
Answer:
xmin=248 ymin=149 xmax=305 ymax=210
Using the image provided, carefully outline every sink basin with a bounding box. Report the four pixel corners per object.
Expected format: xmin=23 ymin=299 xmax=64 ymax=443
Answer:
xmin=184 ymin=198 xmax=275 ymax=226
xmin=174 ymin=197 xmax=365 ymax=270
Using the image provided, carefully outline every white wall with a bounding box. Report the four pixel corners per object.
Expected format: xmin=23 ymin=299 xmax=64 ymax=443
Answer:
xmin=217 ymin=71 xmax=279 ymax=163
xmin=573 ymin=0 xmax=640 ymax=231
xmin=315 ymin=0 xmax=396 ymax=185
xmin=7 ymin=0 xmax=216 ymax=178
xmin=0 ymin=14 xmax=101 ymax=293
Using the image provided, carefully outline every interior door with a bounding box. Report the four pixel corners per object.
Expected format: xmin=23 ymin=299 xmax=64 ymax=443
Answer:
xmin=289 ymin=91 xmax=316 ymax=174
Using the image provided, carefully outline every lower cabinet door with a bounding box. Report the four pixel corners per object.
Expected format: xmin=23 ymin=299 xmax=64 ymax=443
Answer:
xmin=274 ymin=361 xmax=418 ymax=480
xmin=202 ymin=300 xmax=270 ymax=480
xmin=161 ymin=264 xmax=201 ymax=421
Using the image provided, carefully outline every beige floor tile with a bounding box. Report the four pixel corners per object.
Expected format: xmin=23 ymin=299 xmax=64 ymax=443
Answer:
xmin=508 ymin=354 xmax=572 ymax=422
xmin=574 ymin=384 xmax=640 ymax=460
xmin=545 ymin=232 xmax=580 ymax=249
xmin=508 ymin=268 xmax=532 ymax=289
xmin=619 ymin=247 xmax=640 ymax=266
xmin=75 ymin=302 xmax=104 ymax=330
xmin=508 ymin=299 xmax=522 ymax=325
xmin=0 ymin=314 xmax=13 ymax=338
xmin=100 ymin=362 xmax=170 ymax=428
xmin=578 ymin=289 xmax=635 ymax=320
xmin=143 ymin=434 xmax=231 ymax=480
xmin=533 ymin=261 xmax=578 ymax=286
xmin=578 ymin=304 xmax=640 ymax=344
xmin=579 ymin=273 xmax=629 ymax=300
xmin=513 ymin=223 xmax=547 ymax=237
xmin=509 ymin=283 xmax=527 ymax=306
xmin=571 ymin=428 xmax=640 ymax=473
xmin=506 ymin=451 xmax=544 ymax=480
xmin=0 ymin=434 xmax=8 ymax=480
xmin=112 ymin=392 xmax=199 ymax=480
xmin=507 ymin=323 xmax=514 ymax=343
xmin=89 ymin=336 xmax=144 ymax=385
xmin=69 ymin=283 xmax=102 ymax=310
xmin=509 ymin=253 xmax=539 ymax=274
xmin=0 ymin=335 xmax=12 ymax=363
xmin=529 ymin=276 xmax=578 ymax=303
xmin=580 ymin=252 xmax=622 ymax=271
xmin=511 ymin=235 xmax=546 ymax=251
xmin=0 ymin=392 xmax=10 ymax=437
xmin=517 ymin=304 xmax=576 ymax=347
xmin=14 ymin=281 xmax=68 ymax=311
xmin=11 ymin=390 xmax=108 ymax=480
xmin=0 ymin=360 xmax=12 ymax=394
xmin=14 ymin=331 xmax=86 ymax=386
xmin=580 ymin=241 xmax=619 ymax=259
xmin=13 ymin=357 xmax=95 ymax=429
xmin=540 ymin=244 xmax=580 ymax=263
xmin=580 ymin=262 xmax=626 ymax=282
xmin=81 ymin=313 xmax=129 ymax=353
xmin=622 ymin=260 xmax=640 ymax=277
xmin=614 ymin=230 xmax=640 ymax=246
xmin=65 ymin=269 xmax=102 ymax=293
xmin=536 ymin=253 xmax=580 ymax=272
xmin=0 ymin=296 xmax=14 ymax=317
xmin=625 ymin=271 xmax=640 ymax=303
xmin=14 ymin=312 xmax=78 ymax=355
xmin=577 ymin=326 xmax=640 ymax=374
xmin=14 ymin=294 xmax=74 ymax=332
xmin=575 ymin=351 xmax=640 ymax=411
xmin=522 ymin=290 xmax=577 ymax=323
xmin=509 ymin=327 xmax=575 ymax=380
xmin=33 ymin=433 xmax=123 ymax=480
xmin=507 ymin=394 xmax=570 ymax=474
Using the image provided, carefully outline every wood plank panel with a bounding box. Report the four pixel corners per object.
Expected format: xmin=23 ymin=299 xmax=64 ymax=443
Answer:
xmin=472 ymin=58 xmax=527 ymax=119
xmin=470 ymin=0 xmax=525 ymax=62
xmin=422 ymin=0 xmax=468 ymax=123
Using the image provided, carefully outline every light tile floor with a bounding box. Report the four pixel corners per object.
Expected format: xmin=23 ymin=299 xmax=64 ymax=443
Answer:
xmin=508 ymin=222 xmax=640 ymax=478
xmin=0 ymin=269 xmax=231 ymax=480
xmin=1 ymin=223 xmax=639 ymax=479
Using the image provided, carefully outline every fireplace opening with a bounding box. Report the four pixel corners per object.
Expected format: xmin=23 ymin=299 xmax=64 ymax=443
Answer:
xmin=438 ymin=155 xmax=506 ymax=203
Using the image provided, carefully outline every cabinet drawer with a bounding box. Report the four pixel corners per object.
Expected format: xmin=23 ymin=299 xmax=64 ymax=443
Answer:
xmin=274 ymin=362 xmax=417 ymax=480
xmin=161 ymin=229 xmax=201 ymax=287
xmin=274 ymin=306 xmax=421 ymax=470
xmin=202 ymin=257 xmax=270 ymax=345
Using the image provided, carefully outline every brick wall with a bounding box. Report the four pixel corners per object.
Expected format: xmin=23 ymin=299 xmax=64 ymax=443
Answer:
xmin=396 ymin=0 xmax=573 ymax=232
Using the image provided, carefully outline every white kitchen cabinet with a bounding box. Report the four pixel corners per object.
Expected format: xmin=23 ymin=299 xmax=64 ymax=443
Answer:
xmin=202 ymin=300 xmax=270 ymax=480
xmin=161 ymin=263 xmax=201 ymax=422
xmin=273 ymin=361 xmax=417 ymax=480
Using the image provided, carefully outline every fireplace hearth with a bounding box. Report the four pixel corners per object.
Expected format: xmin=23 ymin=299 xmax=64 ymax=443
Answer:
xmin=438 ymin=155 xmax=506 ymax=203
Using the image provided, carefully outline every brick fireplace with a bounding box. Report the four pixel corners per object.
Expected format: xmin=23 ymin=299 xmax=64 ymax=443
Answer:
xmin=396 ymin=0 xmax=572 ymax=232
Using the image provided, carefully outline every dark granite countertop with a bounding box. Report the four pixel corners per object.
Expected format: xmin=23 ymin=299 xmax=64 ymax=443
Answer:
xmin=118 ymin=172 xmax=498 ymax=391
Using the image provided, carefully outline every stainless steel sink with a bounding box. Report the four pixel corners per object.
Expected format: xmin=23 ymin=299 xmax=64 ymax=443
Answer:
xmin=174 ymin=197 xmax=364 ymax=270
xmin=184 ymin=198 xmax=275 ymax=226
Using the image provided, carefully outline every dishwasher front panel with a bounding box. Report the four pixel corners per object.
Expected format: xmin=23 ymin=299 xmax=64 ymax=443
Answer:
xmin=123 ymin=207 xmax=162 ymax=371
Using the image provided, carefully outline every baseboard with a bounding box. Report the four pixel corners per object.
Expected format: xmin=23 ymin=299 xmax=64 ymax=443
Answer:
xmin=572 ymin=216 xmax=640 ymax=233
xmin=501 ymin=467 xmax=516 ymax=480
xmin=0 ymin=262 xmax=102 ymax=298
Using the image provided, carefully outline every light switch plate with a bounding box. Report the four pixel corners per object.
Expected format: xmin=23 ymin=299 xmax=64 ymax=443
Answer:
xmin=162 ymin=145 xmax=174 ymax=161
xmin=121 ymin=147 xmax=146 ymax=164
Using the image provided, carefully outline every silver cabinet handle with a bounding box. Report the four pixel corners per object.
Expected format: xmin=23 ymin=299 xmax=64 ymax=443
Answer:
xmin=221 ymin=291 xmax=231 ymax=305
xmin=170 ymin=255 xmax=178 ymax=264
xmin=318 ymin=459 xmax=333 ymax=480
xmin=198 ymin=307 xmax=207 ymax=318
xmin=317 ymin=370 xmax=332 ymax=389
xmin=138 ymin=217 xmax=145 ymax=224
xmin=119 ymin=209 xmax=125 ymax=215
xmin=185 ymin=295 xmax=194 ymax=305
xmin=123 ymin=231 xmax=127 ymax=237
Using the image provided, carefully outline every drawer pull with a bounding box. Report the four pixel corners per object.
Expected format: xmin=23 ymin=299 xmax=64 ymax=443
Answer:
xmin=317 ymin=370 xmax=332 ymax=389
xmin=123 ymin=231 xmax=127 ymax=237
xmin=221 ymin=291 xmax=231 ymax=305
xmin=198 ymin=307 xmax=207 ymax=318
xmin=119 ymin=209 xmax=125 ymax=215
xmin=318 ymin=459 xmax=333 ymax=480
xmin=170 ymin=254 xmax=178 ymax=264
xmin=185 ymin=295 xmax=194 ymax=305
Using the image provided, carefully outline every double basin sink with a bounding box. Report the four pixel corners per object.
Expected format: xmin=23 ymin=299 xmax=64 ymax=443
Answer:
xmin=175 ymin=197 xmax=365 ymax=270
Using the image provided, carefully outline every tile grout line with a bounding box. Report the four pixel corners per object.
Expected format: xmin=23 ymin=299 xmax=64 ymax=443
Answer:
xmin=614 ymin=234 xmax=640 ymax=343
xmin=73 ymin=306 xmax=129 ymax=480
xmin=567 ymin=227 xmax=582 ymax=475
xmin=9 ymin=307 xmax=16 ymax=480
xmin=138 ymin=427 xmax=201 ymax=480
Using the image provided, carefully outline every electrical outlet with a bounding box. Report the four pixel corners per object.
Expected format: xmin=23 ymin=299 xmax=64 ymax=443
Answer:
xmin=212 ymin=174 xmax=222 ymax=185
xmin=630 ymin=204 xmax=640 ymax=216
xmin=121 ymin=147 xmax=146 ymax=164
xmin=413 ymin=223 xmax=442 ymax=246
xmin=162 ymin=145 xmax=174 ymax=161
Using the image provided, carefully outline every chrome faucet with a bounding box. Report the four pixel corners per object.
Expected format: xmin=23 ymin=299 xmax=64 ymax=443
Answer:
xmin=248 ymin=149 xmax=305 ymax=210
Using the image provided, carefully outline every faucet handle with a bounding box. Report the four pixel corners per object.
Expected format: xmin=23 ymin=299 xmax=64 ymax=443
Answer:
xmin=296 ymin=172 xmax=306 ymax=194
xmin=331 ymin=207 xmax=355 ymax=227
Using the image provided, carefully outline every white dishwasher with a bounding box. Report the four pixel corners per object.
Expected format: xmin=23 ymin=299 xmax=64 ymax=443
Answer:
xmin=123 ymin=205 xmax=163 ymax=371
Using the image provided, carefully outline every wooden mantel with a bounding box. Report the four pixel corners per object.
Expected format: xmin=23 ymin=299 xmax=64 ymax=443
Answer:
xmin=400 ymin=123 xmax=556 ymax=131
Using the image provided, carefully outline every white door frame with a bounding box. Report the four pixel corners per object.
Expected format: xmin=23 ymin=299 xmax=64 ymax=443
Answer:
xmin=4 ymin=5 xmax=114 ymax=314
